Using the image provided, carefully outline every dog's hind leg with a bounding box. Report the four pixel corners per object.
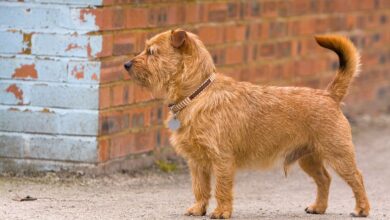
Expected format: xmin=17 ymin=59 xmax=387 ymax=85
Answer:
xmin=325 ymin=143 xmax=370 ymax=217
xmin=299 ymin=154 xmax=331 ymax=214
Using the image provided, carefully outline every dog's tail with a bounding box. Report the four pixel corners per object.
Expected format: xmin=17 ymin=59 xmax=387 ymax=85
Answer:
xmin=315 ymin=35 xmax=360 ymax=103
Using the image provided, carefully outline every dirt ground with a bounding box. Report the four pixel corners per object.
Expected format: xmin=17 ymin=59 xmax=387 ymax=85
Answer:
xmin=1 ymin=123 xmax=389 ymax=220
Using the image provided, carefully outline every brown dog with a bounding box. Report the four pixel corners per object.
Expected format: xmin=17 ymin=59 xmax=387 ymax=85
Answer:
xmin=124 ymin=29 xmax=370 ymax=219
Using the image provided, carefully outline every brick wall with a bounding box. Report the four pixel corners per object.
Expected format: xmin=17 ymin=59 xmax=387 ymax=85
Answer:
xmin=0 ymin=0 xmax=102 ymax=172
xmin=1 ymin=0 xmax=390 ymax=172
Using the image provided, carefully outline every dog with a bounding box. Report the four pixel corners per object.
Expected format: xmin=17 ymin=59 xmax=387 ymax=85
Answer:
xmin=124 ymin=29 xmax=370 ymax=219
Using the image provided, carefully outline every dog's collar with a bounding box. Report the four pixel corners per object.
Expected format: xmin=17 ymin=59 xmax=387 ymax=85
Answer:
xmin=168 ymin=73 xmax=216 ymax=114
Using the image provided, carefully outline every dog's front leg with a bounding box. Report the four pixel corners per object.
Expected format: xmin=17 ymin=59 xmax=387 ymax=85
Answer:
xmin=211 ymin=161 xmax=235 ymax=219
xmin=185 ymin=161 xmax=211 ymax=216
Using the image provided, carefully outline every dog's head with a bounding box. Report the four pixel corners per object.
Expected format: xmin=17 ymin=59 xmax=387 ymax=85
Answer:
xmin=124 ymin=29 xmax=215 ymax=96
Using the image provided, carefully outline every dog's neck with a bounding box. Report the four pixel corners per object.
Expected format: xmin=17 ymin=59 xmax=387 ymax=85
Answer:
xmin=166 ymin=44 xmax=216 ymax=104
xmin=166 ymin=69 xmax=215 ymax=104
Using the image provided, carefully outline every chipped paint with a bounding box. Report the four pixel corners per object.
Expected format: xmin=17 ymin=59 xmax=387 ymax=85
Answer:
xmin=41 ymin=108 xmax=54 ymax=113
xmin=8 ymin=107 xmax=20 ymax=112
xmin=12 ymin=64 xmax=38 ymax=79
xmin=67 ymin=61 xmax=100 ymax=83
xmin=71 ymin=65 xmax=85 ymax=80
xmin=75 ymin=72 xmax=84 ymax=79
xmin=5 ymin=84 xmax=23 ymax=104
xmin=79 ymin=9 xmax=91 ymax=22
xmin=65 ymin=43 xmax=82 ymax=51
xmin=22 ymin=33 xmax=32 ymax=54
xmin=86 ymin=41 xmax=92 ymax=57
xmin=91 ymin=73 xmax=98 ymax=81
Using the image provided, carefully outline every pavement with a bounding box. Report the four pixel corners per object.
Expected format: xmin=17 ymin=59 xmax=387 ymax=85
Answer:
xmin=0 ymin=123 xmax=389 ymax=220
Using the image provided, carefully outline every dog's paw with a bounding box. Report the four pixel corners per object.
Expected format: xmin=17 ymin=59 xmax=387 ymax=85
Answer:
xmin=210 ymin=208 xmax=231 ymax=219
xmin=185 ymin=204 xmax=206 ymax=216
xmin=350 ymin=207 xmax=369 ymax=217
xmin=304 ymin=205 xmax=326 ymax=215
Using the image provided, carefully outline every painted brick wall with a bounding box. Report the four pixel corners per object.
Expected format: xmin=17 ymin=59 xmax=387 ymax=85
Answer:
xmin=1 ymin=0 xmax=390 ymax=172
xmin=0 ymin=0 xmax=103 ymax=172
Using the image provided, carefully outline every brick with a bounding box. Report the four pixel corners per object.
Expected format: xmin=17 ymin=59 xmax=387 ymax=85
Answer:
xmin=198 ymin=25 xmax=224 ymax=45
xmin=8 ymin=0 xmax=103 ymax=6
xmin=0 ymin=57 xmax=67 ymax=82
xmin=113 ymin=32 xmax=136 ymax=56
xmin=0 ymin=31 xmax=24 ymax=54
xmin=97 ymin=34 xmax=113 ymax=57
xmin=31 ymin=33 xmax=102 ymax=57
xmin=133 ymin=83 xmax=154 ymax=103
xmin=225 ymin=46 xmax=244 ymax=65
xmin=67 ymin=60 xmax=101 ymax=83
xmin=133 ymin=129 xmax=155 ymax=153
xmin=205 ymin=3 xmax=228 ymax=22
xmin=0 ymin=106 xmax=98 ymax=135
xmin=98 ymin=138 xmax=109 ymax=162
xmin=125 ymin=8 xmax=149 ymax=29
xmin=0 ymin=158 xmax=95 ymax=173
xmin=109 ymin=133 xmax=134 ymax=159
xmin=21 ymin=134 xmax=97 ymax=162
xmin=111 ymin=83 xmax=126 ymax=106
xmin=100 ymin=57 xmax=128 ymax=83
xmin=0 ymin=133 xmax=25 ymax=158
xmin=99 ymin=86 xmax=111 ymax=109
xmin=0 ymin=82 xmax=99 ymax=109
xmin=184 ymin=4 xmax=201 ymax=23
xmin=0 ymin=3 xmax=100 ymax=31
xmin=99 ymin=111 xmax=125 ymax=135
xmin=224 ymin=25 xmax=247 ymax=43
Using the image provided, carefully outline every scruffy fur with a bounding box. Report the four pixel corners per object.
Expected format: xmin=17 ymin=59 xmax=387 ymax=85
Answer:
xmin=125 ymin=29 xmax=370 ymax=219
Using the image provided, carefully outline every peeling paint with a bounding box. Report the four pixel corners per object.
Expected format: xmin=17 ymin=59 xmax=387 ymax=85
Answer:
xmin=41 ymin=108 xmax=54 ymax=113
xmin=6 ymin=84 xmax=23 ymax=104
xmin=75 ymin=72 xmax=84 ymax=79
xmin=71 ymin=65 xmax=85 ymax=79
xmin=12 ymin=64 xmax=38 ymax=79
xmin=86 ymin=41 xmax=92 ymax=57
xmin=65 ymin=43 xmax=82 ymax=51
xmin=79 ymin=9 xmax=91 ymax=22
xmin=91 ymin=73 xmax=98 ymax=81
xmin=22 ymin=33 xmax=32 ymax=54
xmin=8 ymin=107 xmax=20 ymax=112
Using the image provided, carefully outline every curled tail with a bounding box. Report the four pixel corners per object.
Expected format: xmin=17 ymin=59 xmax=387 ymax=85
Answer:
xmin=315 ymin=35 xmax=360 ymax=103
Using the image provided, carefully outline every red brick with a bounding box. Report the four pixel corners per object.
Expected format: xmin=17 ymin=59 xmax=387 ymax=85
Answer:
xmin=93 ymin=0 xmax=390 ymax=163
xmin=99 ymin=86 xmax=111 ymax=109
xmin=125 ymin=8 xmax=149 ymax=29
xmin=98 ymin=139 xmax=110 ymax=162
xmin=111 ymin=83 xmax=125 ymax=106
xmin=133 ymin=130 xmax=155 ymax=153
xmin=184 ymin=4 xmax=201 ymax=23
xmin=225 ymin=46 xmax=244 ymax=65
xmin=224 ymin=25 xmax=247 ymax=43
xmin=97 ymin=34 xmax=113 ymax=58
xmin=198 ymin=26 xmax=224 ymax=45
xmin=110 ymin=133 xmax=134 ymax=159
xmin=133 ymin=84 xmax=154 ymax=103
xmin=100 ymin=58 xmax=128 ymax=83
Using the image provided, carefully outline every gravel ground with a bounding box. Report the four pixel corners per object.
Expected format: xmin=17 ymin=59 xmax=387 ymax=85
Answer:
xmin=1 ymin=124 xmax=389 ymax=220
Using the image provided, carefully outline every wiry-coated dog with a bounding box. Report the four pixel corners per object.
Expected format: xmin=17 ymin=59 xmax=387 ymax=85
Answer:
xmin=124 ymin=29 xmax=370 ymax=219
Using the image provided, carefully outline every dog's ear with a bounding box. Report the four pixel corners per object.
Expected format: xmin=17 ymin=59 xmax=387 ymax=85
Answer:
xmin=171 ymin=29 xmax=187 ymax=48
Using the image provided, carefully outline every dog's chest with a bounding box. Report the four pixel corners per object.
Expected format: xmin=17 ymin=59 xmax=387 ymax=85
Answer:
xmin=170 ymin=127 xmax=211 ymax=161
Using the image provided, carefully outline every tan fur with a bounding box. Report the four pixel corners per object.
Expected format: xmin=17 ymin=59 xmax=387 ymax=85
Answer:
xmin=126 ymin=29 xmax=370 ymax=219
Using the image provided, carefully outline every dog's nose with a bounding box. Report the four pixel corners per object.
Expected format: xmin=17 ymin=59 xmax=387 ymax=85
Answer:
xmin=124 ymin=61 xmax=133 ymax=70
